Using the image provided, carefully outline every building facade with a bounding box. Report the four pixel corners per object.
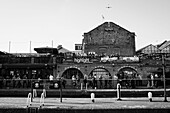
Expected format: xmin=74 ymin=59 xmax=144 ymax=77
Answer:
xmin=0 ymin=21 xmax=170 ymax=89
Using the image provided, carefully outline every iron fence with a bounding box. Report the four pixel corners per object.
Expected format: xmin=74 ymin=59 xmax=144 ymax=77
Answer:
xmin=0 ymin=78 xmax=170 ymax=89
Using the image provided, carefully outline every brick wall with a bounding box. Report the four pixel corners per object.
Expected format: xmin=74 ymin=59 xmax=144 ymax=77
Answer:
xmin=83 ymin=22 xmax=136 ymax=56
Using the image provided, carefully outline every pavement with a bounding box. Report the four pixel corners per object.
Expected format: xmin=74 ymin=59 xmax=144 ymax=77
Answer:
xmin=0 ymin=90 xmax=170 ymax=113
xmin=0 ymin=97 xmax=170 ymax=109
xmin=0 ymin=88 xmax=170 ymax=113
xmin=0 ymin=88 xmax=170 ymax=97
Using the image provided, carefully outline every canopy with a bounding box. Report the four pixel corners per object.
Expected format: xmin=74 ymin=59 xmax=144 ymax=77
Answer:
xmin=34 ymin=47 xmax=58 ymax=54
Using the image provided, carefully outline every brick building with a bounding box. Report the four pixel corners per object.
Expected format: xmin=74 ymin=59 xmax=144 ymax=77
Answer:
xmin=82 ymin=22 xmax=136 ymax=56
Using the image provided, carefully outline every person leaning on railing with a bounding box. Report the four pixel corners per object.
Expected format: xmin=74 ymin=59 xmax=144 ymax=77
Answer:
xmin=15 ymin=75 xmax=21 ymax=88
xmin=0 ymin=76 xmax=4 ymax=88
xmin=5 ymin=75 xmax=11 ymax=88
xmin=22 ymin=74 xmax=28 ymax=88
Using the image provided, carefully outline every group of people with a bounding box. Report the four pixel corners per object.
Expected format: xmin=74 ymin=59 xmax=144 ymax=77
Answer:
xmin=117 ymin=73 xmax=142 ymax=89
xmin=3 ymin=72 xmax=163 ymax=89
xmin=147 ymin=73 xmax=160 ymax=88
xmin=82 ymin=74 xmax=112 ymax=89
xmin=0 ymin=73 xmax=29 ymax=88
xmin=72 ymin=75 xmax=80 ymax=88
xmin=48 ymin=74 xmax=67 ymax=89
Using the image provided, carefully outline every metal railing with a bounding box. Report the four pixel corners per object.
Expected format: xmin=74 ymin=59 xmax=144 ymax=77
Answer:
xmin=0 ymin=78 xmax=170 ymax=89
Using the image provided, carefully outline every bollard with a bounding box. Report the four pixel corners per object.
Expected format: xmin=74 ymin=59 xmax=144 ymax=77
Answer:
xmin=148 ymin=92 xmax=152 ymax=102
xmin=26 ymin=93 xmax=32 ymax=107
xmin=117 ymin=83 xmax=122 ymax=101
xmin=91 ymin=93 xmax=95 ymax=103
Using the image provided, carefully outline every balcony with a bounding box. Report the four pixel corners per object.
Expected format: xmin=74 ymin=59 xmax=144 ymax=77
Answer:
xmin=0 ymin=56 xmax=63 ymax=64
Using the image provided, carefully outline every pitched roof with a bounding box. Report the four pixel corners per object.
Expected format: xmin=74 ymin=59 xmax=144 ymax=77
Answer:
xmin=85 ymin=21 xmax=135 ymax=35
xmin=136 ymin=44 xmax=160 ymax=54
xmin=158 ymin=40 xmax=170 ymax=50
xmin=137 ymin=40 xmax=170 ymax=54
xmin=57 ymin=46 xmax=70 ymax=53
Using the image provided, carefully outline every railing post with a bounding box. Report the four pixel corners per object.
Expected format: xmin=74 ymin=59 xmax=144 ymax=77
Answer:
xmin=60 ymin=78 xmax=62 ymax=103
xmin=31 ymin=79 xmax=33 ymax=102
xmin=81 ymin=83 xmax=83 ymax=90
xmin=162 ymin=54 xmax=168 ymax=102
xmin=86 ymin=83 xmax=88 ymax=90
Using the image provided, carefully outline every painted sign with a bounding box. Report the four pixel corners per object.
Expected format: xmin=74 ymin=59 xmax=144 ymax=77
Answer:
xmin=74 ymin=58 xmax=92 ymax=63
xmin=100 ymin=56 xmax=139 ymax=62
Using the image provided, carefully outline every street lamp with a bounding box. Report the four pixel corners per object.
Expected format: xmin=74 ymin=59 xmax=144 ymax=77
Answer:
xmin=162 ymin=54 xmax=168 ymax=102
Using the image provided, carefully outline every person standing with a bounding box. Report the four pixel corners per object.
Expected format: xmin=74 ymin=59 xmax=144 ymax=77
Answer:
xmin=72 ymin=75 xmax=77 ymax=87
xmin=23 ymin=74 xmax=28 ymax=88
xmin=49 ymin=74 xmax=54 ymax=89
xmin=151 ymin=73 xmax=154 ymax=87
xmin=108 ymin=75 xmax=112 ymax=88
xmin=92 ymin=74 xmax=97 ymax=89
xmin=16 ymin=74 xmax=21 ymax=88
xmin=154 ymin=74 xmax=159 ymax=88
xmin=0 ymin=76 xmax=4 ymax=88
xmin=147 ymin=74 xmax=151 ymax=88
xmin=76 ymin=74 xmax=80 ymax=88
xmin=61 ymin=77 xmax=66 ymax=89
xmin=83 ymin=74 xmax=88 ymax=88
xmin=99 ymin=74 xmax=103 ymax=89
xmin=49 ymin=74 xmax=54 ymax=81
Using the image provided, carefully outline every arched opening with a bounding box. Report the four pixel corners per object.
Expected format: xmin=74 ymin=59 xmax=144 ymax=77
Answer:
xmin=89 ymin=67 xmax=112 ymax=89
xmin=61 ymin=68 xmax=84 ymax=89
xmin=89 ymin=68 xmax=111 ymax=79
xmin=62 ymin=68 xmax=84 ymax=79
xmin=117 ymin=67 xmax=138 ymax=88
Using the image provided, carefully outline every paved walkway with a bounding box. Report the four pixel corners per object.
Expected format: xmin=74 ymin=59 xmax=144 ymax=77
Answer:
xmin=0 ymin=97 xmax=170 ymax=109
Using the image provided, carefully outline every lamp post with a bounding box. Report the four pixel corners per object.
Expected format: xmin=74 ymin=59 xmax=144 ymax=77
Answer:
xmin=162 ymin=54 xmax=168 ymax=102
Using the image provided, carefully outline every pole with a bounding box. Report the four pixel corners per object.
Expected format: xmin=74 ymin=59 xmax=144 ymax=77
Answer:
xmin=60 ymin=78 xmax=62 ymax=103
xmin=52 ymin=40 xmax=53 ymax=48
xmin=162 ymin=54 xmax=168 ymax=102
xmin=9 ymin=41 xmax=11 ymax=53
xmin=30 ymin=41 xmax=31 ymax=53
xmin=31 ymin=79 xmax=33 ymax=102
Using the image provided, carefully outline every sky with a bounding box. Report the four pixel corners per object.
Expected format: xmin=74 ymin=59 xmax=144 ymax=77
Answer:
xmin=0 ymin=0 xmax=170 ymax=53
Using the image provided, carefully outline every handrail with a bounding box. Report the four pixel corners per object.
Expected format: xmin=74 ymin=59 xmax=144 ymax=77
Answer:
xmin=40 ymin=93 xmax=45 ymax=107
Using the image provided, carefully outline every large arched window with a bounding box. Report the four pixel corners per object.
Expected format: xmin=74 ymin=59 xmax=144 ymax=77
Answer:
xmin=117 ymin=67 xmax=138 ymax=79
xmin=89 ymin=68 xmax=111 ymax=79
xmin=62 ymin=68 xmax=83 ymax=79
